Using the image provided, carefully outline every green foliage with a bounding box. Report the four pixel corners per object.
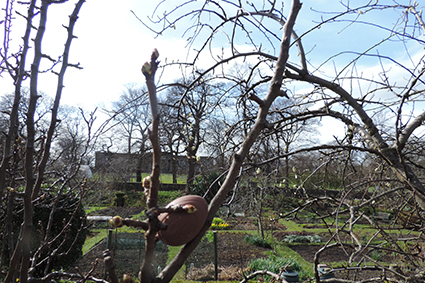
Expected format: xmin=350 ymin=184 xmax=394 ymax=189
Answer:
xmin=211 ymin=217 xmax=229 ymax=230
xmin=30 ymin=193 xmax=87 ymax=275
xmin=82 ymin=229 xmax=109 ymax=254
xmin=212 ymin=217 xmax=225 ymax=225
xmin=203 ymin=231 xmax=214 ymax=243
xmin=106 ymin=190 xmax=183 ymax=208
xmin=191 ymin=172 xmax=224 ymax=201
xmin=370 ymin=250 xmax=382 ymax=261
xmin=158 ymin=190 xmax=184 ymax=206
xmin=85 ymin=206 xmax=108 ymax=214
xmin=244 ymin=234 xmax=272 ymax=249
xmin=123 ymin=190 xmax=146 ymax=207
xmin=282 ymin=234 xmax=322 ymax=244
xmin=274 ymin=243 xmax=313 ymax=276
xmin=249 ymin=255 xmax=309 ymax=280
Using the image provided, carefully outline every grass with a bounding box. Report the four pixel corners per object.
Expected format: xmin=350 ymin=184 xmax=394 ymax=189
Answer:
xmin=85 ymin=206 xmax=108 ymax=215
xmin=129 ymin=173 xmax=187 ymax=184
xmin=274 ymin=244 xmax=314 ymax=276
xmin=281 ymin=220 xmax=304 ymax=232
xmin=82 ymin=229 xmax=109 ymax=255
xmin=167 ymin=246 xmax=187 ymax=280
xmin=82 ymin=226 xmax=144 ymax=255
xmin=249 ymin=254 xmax=309 ymax=280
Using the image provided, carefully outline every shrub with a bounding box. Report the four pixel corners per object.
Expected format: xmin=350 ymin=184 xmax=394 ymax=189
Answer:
xmin=12 ymin=193 xmax=88 ymax=276
xmin=124 ymin=190 xmax=146 ymax=207
xmin=282 ymin=234 xmax=322 ymax=244
xmin=203 ymin=231 xmax=214 ymax=243
xmin=191 ymin=172 xmax=225 ymax=202
xmin=249 ymin=255 xmax=308 ymax=279
xmin=158 ymin=190 xmax=184 ymax=206
xmin=370 ymin=249 xmax=382 ymax=261
xmin=244 ymin=234 xmax=272 ymax=249
xmin=210 ymin=217 xmax=229 ymax=230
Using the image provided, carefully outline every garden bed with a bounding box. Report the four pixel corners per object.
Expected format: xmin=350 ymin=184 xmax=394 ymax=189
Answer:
xmin=74 ymin=206 xmax=412 ymax=281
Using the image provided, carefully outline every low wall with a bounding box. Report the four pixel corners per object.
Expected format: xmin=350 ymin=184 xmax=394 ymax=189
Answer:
xmin=112 ymin=182 xmax=186 ymax=192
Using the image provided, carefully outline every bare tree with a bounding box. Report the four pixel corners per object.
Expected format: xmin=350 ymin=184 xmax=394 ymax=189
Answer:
xmin=111 ymin=1 xmax=302 ymax=282
xmin=162 ymin=75 xmax=226 ymax=191
xmin=158 ymin=97 xmax=185 ymax=184
xmin=106 ymin=85 xmax=151 ymax=181
xmin=203 ymin=117 xmax=233 ymax=170
xmin=269 ymin=97 xmax=320 ymax=187
xmin=125 ymin=0 xmax=425 ymax=281
xmin=108 ymin=85 xmax=151 ymax=155
xmin=0 ymin=1 xmax=103 ymax=283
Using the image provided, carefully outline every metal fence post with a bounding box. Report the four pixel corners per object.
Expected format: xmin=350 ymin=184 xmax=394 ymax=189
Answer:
xmin=213 ymin=230 xmax=218 ymax=280
xmin=104 ymin=229 xmax=113 ymax=279
xmin=107 ymin=229 xmax=113 ymax=250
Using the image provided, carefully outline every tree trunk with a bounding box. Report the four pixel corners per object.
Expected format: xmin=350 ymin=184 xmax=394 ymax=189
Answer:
xmin=285 ymin=144 xmax=290 ymax=190
xmin=172 ymin=156 xmax=177 ymax=184
xmin=186 ymin=157 xmax=196 ymax=192
xmin=157 ymin=2 xmax=302 ymax=281
xmin=257 ymin=187 xmax=264 ymax=239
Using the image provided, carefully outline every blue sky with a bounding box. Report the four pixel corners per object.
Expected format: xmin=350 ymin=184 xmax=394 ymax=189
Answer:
xmin=1 ymin=0 xmax=423 ymax=142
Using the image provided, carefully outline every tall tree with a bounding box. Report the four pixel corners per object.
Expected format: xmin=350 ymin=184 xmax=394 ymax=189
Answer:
xmin=112 ymin=1 xmax=302 ymax=282
xmin=109 ymin=85 xmax=151 ymax=155
xmin=270 ymin=97 xmax=319 ymax=187
xmin=158 ymin=98 xmax=185 ymax=184
xmin=107 ymin=85 xmax=151 ymax=181
xmin=125 ymin=0 xmax=425 ymax=281
xmin=0 ymin=1 xmax=91 ymax=282
xmin=52 ymin=105 xmax=94 ymax=171
xmin=163 ymin=75 xmax=225 ymax=190
xmin=203 ymin=117 xmax=233 ymax=170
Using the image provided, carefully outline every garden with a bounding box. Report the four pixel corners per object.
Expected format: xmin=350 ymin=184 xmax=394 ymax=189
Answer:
xmin=69 ymin=184 xmax=421 ymax=282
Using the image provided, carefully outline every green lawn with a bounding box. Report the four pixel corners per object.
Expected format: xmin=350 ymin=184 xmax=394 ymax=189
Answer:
xmin=85 ymin=206 xmax=108 ymax=215
xmin=82 ymin=229 xmax=109 ymax=255
xmin=129 ymin=173 xmax=187 ymax=184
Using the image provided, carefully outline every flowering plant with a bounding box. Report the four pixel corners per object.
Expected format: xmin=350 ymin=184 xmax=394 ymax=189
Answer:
xmin=210 ymin=217 xmax=230 ymax=230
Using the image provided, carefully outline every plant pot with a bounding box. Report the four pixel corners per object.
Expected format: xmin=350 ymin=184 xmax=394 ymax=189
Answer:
xmin=318 ymin=264 xmax=335 ymax=280
xmin=281 ymin=270 xmax=299 ymax=282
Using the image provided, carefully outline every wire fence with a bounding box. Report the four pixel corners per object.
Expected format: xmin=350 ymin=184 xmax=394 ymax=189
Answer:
xmin=103 ymin=231 xmax=216 ymax=280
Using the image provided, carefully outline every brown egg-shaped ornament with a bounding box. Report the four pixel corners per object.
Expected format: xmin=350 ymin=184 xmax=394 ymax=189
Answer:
xmin=158 ymin=195 xmax=208 ymax=246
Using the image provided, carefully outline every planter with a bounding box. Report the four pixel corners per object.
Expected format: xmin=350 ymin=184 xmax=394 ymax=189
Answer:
xmin=318 ymin=264 xmax=335 ymax=280
xmin=281 ymin=270 xmax=299 ymax=282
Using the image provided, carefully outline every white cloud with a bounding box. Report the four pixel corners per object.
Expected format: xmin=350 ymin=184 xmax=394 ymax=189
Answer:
xmin=0 ymin=0 xmax=192 ymax=109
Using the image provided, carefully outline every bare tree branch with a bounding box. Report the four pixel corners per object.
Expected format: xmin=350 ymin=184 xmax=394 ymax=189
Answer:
xmin=157 ymin=1 xmax=302 ymax=281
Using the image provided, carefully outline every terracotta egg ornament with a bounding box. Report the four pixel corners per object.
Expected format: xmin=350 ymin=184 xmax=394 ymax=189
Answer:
xmin=158 ymin=195 xmax=208 ymax=246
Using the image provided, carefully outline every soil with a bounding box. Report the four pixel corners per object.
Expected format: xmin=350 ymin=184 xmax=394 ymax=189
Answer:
xmin=73 ymin=206 xmax=399 ymax=281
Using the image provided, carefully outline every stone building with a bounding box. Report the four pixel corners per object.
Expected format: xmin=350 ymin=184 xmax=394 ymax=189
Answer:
xmin=94 ymin=151 xmax=217 ymax=180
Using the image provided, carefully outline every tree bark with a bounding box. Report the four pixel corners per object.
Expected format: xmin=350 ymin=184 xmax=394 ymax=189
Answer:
xmin=4 ymin=1 xmax=85 ymax=282
xmin=156 ymin=1 xmax=302 ymax=281
xmin=0 ymin=0 xmax=36 ymax=274
xmin=140 ymin=50 xmax=162 ymax=283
